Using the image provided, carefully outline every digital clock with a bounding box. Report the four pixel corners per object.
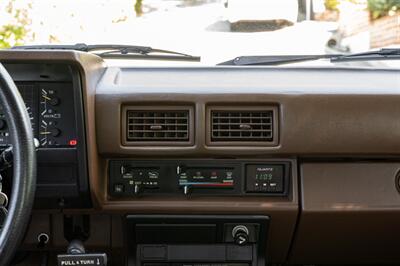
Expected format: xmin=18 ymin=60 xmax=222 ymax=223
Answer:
xmin=255 ymin=173 xmax=273 ymax=181
xmin=246 ymin=164 xmax=285 ymax=193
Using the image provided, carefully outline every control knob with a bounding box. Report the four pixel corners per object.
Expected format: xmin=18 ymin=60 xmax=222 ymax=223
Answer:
xmin=232 ymin=225 xmax=249 ymax=246
xmin=49 ymin=97 xmax=60 ymax=106
xmin=50 ymin=127 xmax=61 ymax=137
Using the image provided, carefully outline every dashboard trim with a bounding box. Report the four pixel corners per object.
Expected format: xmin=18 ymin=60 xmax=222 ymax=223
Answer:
xmin=96 ymin=66 xmax=400 ymax=156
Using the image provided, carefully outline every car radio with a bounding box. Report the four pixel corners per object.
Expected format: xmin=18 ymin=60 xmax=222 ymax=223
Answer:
xmin=126 ymin=215 xmax=269 ymax=266
xmin=109 ymin=160 xmax=290 ymax=197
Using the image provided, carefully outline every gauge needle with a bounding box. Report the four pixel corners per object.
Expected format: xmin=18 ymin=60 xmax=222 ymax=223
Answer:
xmin=42 ymin=95 xmax=51 ymax=100
xmin=40 ymin=132 xmax=51 ymax=135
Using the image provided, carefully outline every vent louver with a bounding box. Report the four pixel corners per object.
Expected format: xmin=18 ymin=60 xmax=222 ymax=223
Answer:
xmin=125 ymin=109 xmax=191 ymax=143
xmin=209 ymin=107 xmax=277 ymax=145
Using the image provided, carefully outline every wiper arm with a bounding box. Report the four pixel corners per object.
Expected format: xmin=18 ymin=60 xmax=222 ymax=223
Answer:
xmin=218 ymin=54 xmax=339 ymax=66
xmin=11 ymin=43 xmax=200 ymax=62
xmin=219 ymin=48 xmax=400 ymax=66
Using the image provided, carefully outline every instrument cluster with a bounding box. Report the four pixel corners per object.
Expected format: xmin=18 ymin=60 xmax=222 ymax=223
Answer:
xmin=0 ymin=82 xmax=78 ymax=148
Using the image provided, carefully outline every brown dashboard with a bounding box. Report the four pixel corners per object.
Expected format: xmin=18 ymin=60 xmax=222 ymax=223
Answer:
xmin=1 ymin=50 xmax=400 ymax=265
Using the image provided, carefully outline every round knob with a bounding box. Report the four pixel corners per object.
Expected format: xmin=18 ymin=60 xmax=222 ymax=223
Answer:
xmin=37 ymin=233 xmax=49 ymax=245
xmin=0 ymin=119 xmax=6 ymax=130
xmin=232 ymin=225 xmax=249 ymax=246
xmin=50 ymin=127 xmax=61 ymax=137
xmin=49 ymin=97 xmax=60 ymax=106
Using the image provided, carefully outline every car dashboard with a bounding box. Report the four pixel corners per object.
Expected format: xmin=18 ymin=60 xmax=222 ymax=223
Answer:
xmin=1 ymin=50 xmax=400 ymax=265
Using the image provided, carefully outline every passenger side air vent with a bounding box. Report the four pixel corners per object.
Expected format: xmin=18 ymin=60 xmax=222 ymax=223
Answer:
xmin=122 ymin=106 xmax=194 ymax=146
xmin=207 ymin=106 xmax=278 ymax=146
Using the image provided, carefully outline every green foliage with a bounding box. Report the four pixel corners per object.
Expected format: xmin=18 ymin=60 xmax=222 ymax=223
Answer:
xmin=325 ymin=0 xmax=340 ymax=11
xmin=368 ymin=0 xmax=400 ymax=19
xmin=135 ymin=0 xmax=143 ymax=17
xmin=0 ymin=24 xmax=27 ymax=48
xmin=0 ymin=1 xmax=31 ymax=48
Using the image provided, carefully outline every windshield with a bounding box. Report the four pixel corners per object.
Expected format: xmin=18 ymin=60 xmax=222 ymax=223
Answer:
xmin=1 ymin=0 xmax=400 ymax=65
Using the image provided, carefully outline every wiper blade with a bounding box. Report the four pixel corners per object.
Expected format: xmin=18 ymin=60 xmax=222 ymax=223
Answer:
xmin=219 ymin=48 xmax=400 ymax=66
xmin=331 ymin=48 xmax=400 ymax=62
xmin=11 ymin=43 xmax=200 ymax=62
xmin=218 ymin=54 xmax=339 ymax=66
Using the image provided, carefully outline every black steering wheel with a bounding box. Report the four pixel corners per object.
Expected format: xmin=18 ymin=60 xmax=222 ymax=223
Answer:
xmin=0 ymin=63 xmax=36 ymax=266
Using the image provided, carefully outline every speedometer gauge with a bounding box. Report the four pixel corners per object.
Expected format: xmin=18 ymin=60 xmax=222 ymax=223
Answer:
xmin=16 ymin=84 xmax=39 ymax=137
xmin=26 ymin=106 xmax=35 ymax=130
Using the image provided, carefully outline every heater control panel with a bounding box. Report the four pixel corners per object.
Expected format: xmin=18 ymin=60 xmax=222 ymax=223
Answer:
xmin=109 ymin=160 xmax=290 ymax=197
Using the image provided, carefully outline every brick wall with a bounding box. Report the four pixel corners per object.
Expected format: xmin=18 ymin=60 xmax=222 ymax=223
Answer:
xmin=337 ymin=9 xmax=400 ymax=49
xmin=314 ymin=10 xmax=339 ymax=22
xmin=339 ymin=10 xmax=370 ymax=37
xmin=370 ymin=14 xmax=400 ymax=48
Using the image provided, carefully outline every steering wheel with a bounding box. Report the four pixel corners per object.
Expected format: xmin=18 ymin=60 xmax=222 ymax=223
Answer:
xmin=0 ymin=63 xmax=36 ymax=266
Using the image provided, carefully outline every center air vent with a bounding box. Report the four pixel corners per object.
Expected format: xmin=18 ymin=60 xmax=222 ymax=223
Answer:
xmin=123 ymin=107 xmax=193 ymax=146
xmin=208 ymin=107 xmax=278 ymax=145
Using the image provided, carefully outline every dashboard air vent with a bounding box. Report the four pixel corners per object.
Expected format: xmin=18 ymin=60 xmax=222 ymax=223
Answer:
xmin=208 ymin=107 xmax=278 ymax=145
xmin=124 ymin=107 xmax=193 ymax=145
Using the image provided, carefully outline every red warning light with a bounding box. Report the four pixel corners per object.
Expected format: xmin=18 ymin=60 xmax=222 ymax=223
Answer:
xmin=69 ymin=139 xmax=77 ymax=146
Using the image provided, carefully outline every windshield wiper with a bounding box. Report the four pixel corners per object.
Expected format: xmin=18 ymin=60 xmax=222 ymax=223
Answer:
xmin=330 ymin=48 xmax=400 ymax=62
xmin=218 ymin=54 xmax=338 ymax=66
xmin=219 ymin=48 xmax=400 ymax=66
xmin=11 ymin=43 xmax=200 ymax=62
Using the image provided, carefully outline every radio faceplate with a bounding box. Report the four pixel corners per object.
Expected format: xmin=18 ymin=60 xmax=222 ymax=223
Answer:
xmin=126 ymin=215 xmax=270 ymax=266
xmin=109 ymin=160 xmax=290 ymax=197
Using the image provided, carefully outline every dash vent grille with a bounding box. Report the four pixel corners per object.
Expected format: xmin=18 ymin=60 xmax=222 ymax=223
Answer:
xmin=210 ymin=109 xmax=275 ymax=142
xmin=126 ymin=110 xmax=190 ymax=142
